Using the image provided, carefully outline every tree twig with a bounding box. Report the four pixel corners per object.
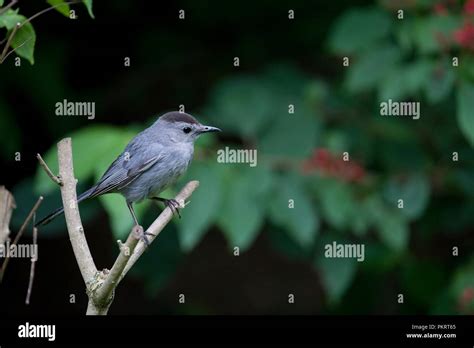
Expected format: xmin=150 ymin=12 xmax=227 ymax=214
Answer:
xmin=57 ymin=138 xmax=97 ymax=285
xmin=0 ymin=196 xmax=43 ymax=283
xmin=37 ymin=153 xmax=63 ymax=186
xmin=25 ymin=226 xmax=38 ymax=305
xmin=25 ymin=0 xmax=82 ymax=24
xmin=0 ymin=35 xmax=32 ymax=64
xmin=0 ymin=186 xmax=16 ymax=246
xmin=0 ymin=22 xmax=20 ymax=64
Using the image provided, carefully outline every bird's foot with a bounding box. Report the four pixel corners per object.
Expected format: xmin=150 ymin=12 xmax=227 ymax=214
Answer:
xmin=132 ymin=225 xmax=155 ymax=246
xmin=152 ymin=197 xmax=182 ymax=218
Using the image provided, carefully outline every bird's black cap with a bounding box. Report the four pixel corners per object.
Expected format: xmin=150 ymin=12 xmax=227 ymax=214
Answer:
xmin=160 ymin=112 xmax=199 ymax=125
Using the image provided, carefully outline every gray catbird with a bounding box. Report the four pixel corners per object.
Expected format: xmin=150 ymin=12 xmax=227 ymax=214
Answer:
xmin=36 ymin=111 xmax=221 ymax=242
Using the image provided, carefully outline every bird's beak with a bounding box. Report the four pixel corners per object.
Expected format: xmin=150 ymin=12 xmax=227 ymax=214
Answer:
xmin=199 ymin=125 xmax=222 ymax=133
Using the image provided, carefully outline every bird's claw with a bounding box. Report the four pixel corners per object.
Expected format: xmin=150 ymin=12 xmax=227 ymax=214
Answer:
xmin=164 ymin=199 xmax=182 ymax=219
xmin=151 ymin=197 xmax=182 ymax=219
xmin=132 ymin=225 xmax=155 ymax=247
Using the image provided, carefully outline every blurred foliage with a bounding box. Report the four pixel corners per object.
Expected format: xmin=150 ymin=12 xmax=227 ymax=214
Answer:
xmin=2 ymin=0 xmax=474 ymax=314
xmin=0 ymin=0 xmax=93 ymax=64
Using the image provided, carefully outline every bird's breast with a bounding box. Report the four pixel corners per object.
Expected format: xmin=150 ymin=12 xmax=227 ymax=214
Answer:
xmin=146 ymin=145 xmax=194 ymax=198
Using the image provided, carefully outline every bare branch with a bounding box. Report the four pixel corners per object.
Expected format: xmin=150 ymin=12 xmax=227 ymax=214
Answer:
xmin=0 ymin=196 xmax=43 ymax=284
xmin=57 ymin=138 xmax=97 ymax=284
xmin=37 ymin=153 xmax=63 ymax=186
xmin=0 ymin=186 xmax=16 ymax=246
xmin=25 ymin=226 xmax=38 ymax=305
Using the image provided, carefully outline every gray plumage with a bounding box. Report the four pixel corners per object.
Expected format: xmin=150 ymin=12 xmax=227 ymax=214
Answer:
xmin=36 ymin=111 xmax=221 ymax=227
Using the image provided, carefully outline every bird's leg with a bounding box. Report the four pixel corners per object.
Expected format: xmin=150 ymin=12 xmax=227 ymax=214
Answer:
xmin=127 ymin=201 xmax=140 ymax=226
xmin=127 ymin=202 xmax=155 ymax=246
xmin=150 ymin=197 xmax=181 ymax=219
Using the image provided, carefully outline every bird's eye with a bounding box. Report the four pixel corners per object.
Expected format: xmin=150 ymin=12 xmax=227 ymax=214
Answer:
xmin=183 ymin=127 xmax=192 ymax=134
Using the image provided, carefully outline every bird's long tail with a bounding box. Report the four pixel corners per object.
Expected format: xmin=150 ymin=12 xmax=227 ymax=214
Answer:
xmin=35 ymin=186 xmax=97 ymax=227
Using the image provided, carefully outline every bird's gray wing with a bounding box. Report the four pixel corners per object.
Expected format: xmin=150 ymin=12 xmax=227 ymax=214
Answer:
xmin=88 ymin=150 xmax=163 ymax=198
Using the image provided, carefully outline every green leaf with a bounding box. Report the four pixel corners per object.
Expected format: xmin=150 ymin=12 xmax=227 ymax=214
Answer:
xmin=378 ymin=60 xmax=432 ymax=101
xmin=269 ymin=173 xmax=319 ymax=248
xmin=366 ymin=195 xmax=409 ymax=251
xmin=47 ymin=0 xmax=70 ymax=17
xmin=395 ymin=18 xmax=415 ymax=52
xmin=352 ymin=198 xmax=372 ymax=237
xmin=328 ymin=8 xmax=391 ymax=54
xmin=414 ymin=15 xmax=459 ymax=54
xmin=0 ymin=10 xmax=36 ymax=64
xmin=424 ymin=61 xmax=455 ymax=104
xmin=259 ymin=105 xmax=318 ymax=158
xmin=377 ymin=213 xmax=409 ymax=252
xmin=383 ymin=174 xmax=430 ymax=220
xmin=206 ymin=77 xmax=274 ymax=138
xmin=315 ymin=252 xmax=357 ymax=304
xmin=457 ymin=81 xmax=474 ymax=147
xmin=9 ymin=18 xmax=36 ymax=64
xmin=83 ymin=0 xmax=94 ymax=19
xmin=218 ymin=166 xmax=272 ymax=251
xmin=317 ymin=179 xmax=356 ymax=230
xmin=0 ymin=9 xmax=21 ymax=30
xmin=176 ymin=162 xmax=223 ymax=251
xmin=346 ymin=44 xmax=401 ymax=93
xmin=0 ymin=0 xmax=4 ymax=7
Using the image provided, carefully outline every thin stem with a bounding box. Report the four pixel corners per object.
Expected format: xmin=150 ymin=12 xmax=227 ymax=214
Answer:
xmin=0 ymin=35 xmax=32 ymax=63
xmin=25 ymin=226 xmax=38 ymax=305
xmin=0 ymin=22 xmax=20 ymax=64
xmin=25 ymin=0 xmax=82 ymax=25
xmin=37 ymin=153 xmax=63 ymax=186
